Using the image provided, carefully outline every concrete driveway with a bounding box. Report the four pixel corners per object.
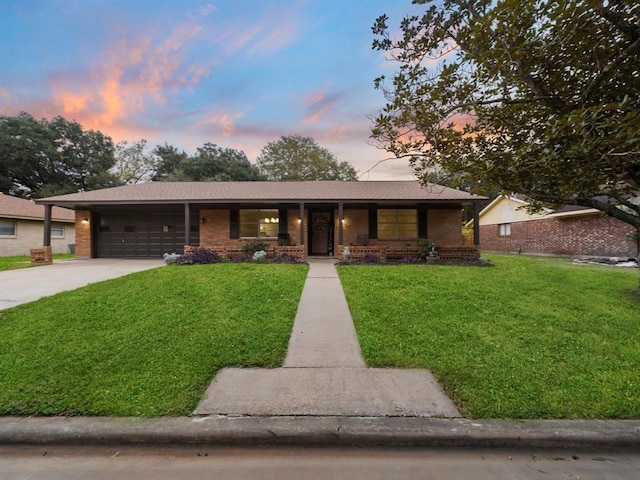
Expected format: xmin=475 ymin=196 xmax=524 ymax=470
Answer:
xmin=0 ymin=259 xmax=164 ymax=311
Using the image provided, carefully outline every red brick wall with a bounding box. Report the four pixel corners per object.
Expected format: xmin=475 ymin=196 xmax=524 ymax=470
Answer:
xmin=196 ymin=207 xmax=467 ymax=252
xmin=480 ymin=214 xmax=637 ymax=257
xmin=428 ymin=209 xmax=464 ymax=246
xmin=75 ymin=210 xmax=92 ymax=258
xmin=199 ymin=208 xmax=305 ymax=249
xmin=342 ymin=208 xmax=368 ymax=246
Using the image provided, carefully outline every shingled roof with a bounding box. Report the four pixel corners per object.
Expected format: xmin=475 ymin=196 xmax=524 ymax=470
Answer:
xmin=0 ymin=194 xmax=75 ymax=221
xmin=37 ymin=181 xmax=484 ymax=207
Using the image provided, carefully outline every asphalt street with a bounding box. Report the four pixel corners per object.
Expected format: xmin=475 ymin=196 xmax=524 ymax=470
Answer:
xmin=1 ymin=446 xmax=639 ymax=479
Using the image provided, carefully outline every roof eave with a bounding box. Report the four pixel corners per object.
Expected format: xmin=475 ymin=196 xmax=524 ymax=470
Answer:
xmin=38 ymin=197 xmax=483 ymax=208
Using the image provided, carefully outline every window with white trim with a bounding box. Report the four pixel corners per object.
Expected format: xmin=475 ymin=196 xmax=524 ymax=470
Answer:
xmin=239 ymin=208 xmax=279 ymax=238
xmin=51 ymin=223 xmax=65 ymax=238
xmin=377 ymin=208 xmax=417 ymax=240
xmin=499 ymin=223 xmax=511 ymax=236
xmin=0 ymin=219 xmax=16 ymax=236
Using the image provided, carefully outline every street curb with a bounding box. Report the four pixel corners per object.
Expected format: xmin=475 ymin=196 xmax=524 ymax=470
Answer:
xmin=1 ymin=417 xmax=639 ymax=450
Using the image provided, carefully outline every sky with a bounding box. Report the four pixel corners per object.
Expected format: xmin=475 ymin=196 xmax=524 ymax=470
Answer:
xmin=0 ymin=0 xmax=426 ymax=180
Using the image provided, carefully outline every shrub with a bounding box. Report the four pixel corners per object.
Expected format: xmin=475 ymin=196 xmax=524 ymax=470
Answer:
xmin=399 ymin=256 xmax=421 ymax=264
xmin=273 ymin=253 xmax=298 ymax=264
xmin=243 ymin=240 xmax=270 ymax=254
xmin=182 ymin=247 xmax=221 ymax=265
xmin=162 ymin=252 xmax=184 ymax=265
xmin=417 ymin=238 xmax=437 ymax=261
xmin=228 ymin=252 xmax=253 ymax=263
xmin=353 ymin=254 xmax=384 ymax=265
xmin=253 ymin=250 xmax=267 ymax=262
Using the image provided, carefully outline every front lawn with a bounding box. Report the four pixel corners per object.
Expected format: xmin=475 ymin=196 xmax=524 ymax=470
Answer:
xmin=0 ymin=263 xmax=308 ymax=416
xmin=0 ymin=253 xmax=75 ymax=271
xmin=338 ymin=254 xmax=640 ymax=419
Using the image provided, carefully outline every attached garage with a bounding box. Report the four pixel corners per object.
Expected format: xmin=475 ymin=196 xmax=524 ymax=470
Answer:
xmin=92 ymin=206 xmax=199 ymax=258
xmin=35 ymin=181 xmax=485 ymax=260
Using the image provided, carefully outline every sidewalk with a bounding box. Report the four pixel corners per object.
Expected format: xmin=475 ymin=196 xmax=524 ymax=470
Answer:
xmin=193 ymin=258 xmax=459 ymax=418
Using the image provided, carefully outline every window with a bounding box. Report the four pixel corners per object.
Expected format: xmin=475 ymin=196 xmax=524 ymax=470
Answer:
xmin=239 ymin=209 xmax=279 ymax=238
xmin=51 ymin=223 xmax=65 ymax=238
xmin=499 ymin=223 xmax=511 ymax=236
xmin=377 ymin=209 xmax=417 ymax=239
xmin=0 ymin=219 xmax=16 ymax=236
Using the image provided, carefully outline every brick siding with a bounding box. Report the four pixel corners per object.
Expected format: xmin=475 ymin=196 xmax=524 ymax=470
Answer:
xmin=198 ymin=207 xmax=466 ymax=254
xmin=427 ymin=209 xmax=464 ymax=246
xmin=480 ymin=214 xmax=637 ymax=257
xmin=75 ymin=210 xmax=92 ymax=258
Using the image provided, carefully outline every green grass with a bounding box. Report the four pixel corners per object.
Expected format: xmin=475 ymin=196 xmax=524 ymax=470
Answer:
xmin=0 ymin=254 xmax=75 ymax=271
xmin=338 ymin=254 xmax=640 ymax=419
xmin=0 ymin=263 xmax=308 ymax=416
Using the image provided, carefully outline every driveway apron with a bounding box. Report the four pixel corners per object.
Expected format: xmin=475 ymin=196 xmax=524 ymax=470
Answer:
xmin=195 ymin=259 xmax=460 ymax=418
xmin=0 ymin=259 xmax=164 ymax=311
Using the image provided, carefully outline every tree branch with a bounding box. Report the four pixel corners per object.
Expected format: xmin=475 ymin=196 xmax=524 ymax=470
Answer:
xmin=580 ymin=36 xmax=640 ymax=105
xmin=594 ymin=2 xmax=640 ymax=41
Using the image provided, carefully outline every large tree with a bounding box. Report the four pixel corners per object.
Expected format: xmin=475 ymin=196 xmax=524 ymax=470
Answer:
xmin=0 ymin=112 xmax=119 ymax=198
xmin=256 ymin=135 xmax=358 ymax=181
xmin=151 ymin=143 xmax=189 ymax=181
xmin=152 ymin=142 xmax=262 ymax=181
xmin=112 ymin=139 xmax=158 ymax=185
xmin=372 ymin=0 xmax=640 ymax=228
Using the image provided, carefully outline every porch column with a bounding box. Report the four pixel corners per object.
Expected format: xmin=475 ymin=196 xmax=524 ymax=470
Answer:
xmin=338 ymin=202 xmax=344 ymax=246
xmin=43 ymin=204 xmax=52 ymax=247
xmin=184 ymin=203 xmax=191 ymax=246
xmin=299 ymin=202 xmax=305 ymax=245
xmin=473 ymin=202 xmax=481 ymax=246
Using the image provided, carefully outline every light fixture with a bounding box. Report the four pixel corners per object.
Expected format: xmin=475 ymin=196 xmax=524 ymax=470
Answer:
xmin=81 ymin=217 xmax=89 ymax=225
xmin=265 ymin=218 xmax=270 ymax=223
xmin=271 ymin=217 xmax=278 ymax=223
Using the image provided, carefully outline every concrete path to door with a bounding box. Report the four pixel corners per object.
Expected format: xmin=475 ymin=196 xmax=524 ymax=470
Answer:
xmin=0 ymin=259 xmax=165 ymax=311
xmin=195 ymin=258 xmax=460 ymax=418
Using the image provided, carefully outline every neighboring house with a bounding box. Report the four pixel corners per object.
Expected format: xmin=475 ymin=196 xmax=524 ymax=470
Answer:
xmin=0 ymin=194 xmax=75 ymax=257
xmin=36 ymin=181 xmax=485 ymax=259
xmin=468 ymin=195 xmax=638 ymax=258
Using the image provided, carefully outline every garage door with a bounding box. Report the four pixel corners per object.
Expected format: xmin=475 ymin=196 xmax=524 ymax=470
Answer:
xmin=95 ymin=208 xmax=199 ymax=258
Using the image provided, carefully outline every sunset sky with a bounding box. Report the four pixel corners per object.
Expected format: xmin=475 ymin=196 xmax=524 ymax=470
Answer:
xmin=0 ymin=0 xmax=426 ymax=180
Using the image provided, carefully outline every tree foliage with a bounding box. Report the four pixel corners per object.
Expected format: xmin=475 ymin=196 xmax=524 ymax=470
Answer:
xmin=151 ymin=143 xmax=189 ymax=181
xmin=112 ymin=139 xmax=158 ymax=185
xmin=372 ymin=0 xmax=640 ymax=228
xmin=0 ymin=112 xmax=120 ymax=198
xmin=256 ymin=135 xmax=358 ymax=181
xmin=152 ymin=142 xmax=263 ymax=181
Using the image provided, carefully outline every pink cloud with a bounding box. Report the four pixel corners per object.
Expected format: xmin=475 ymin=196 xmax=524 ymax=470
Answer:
xmin=214 ymin=3 xmax=301 ymax=56
xmin=187 ymin=3 xmax=216 ymax=18
xmin=197 ymin=111 xmax=244 ymax=137
xmin=0 ymin=88 xmax=12 ymax=101
xmin=8 ymin=18 xmax=211 ymax=136
xmin=302 ymin=87 xmax=343 ymax=124
xmin=247 ymin=17 xmax=299 ymax=55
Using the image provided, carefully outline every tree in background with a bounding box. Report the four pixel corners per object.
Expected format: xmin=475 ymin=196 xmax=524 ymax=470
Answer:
xmin=151 ymin=143 xmax=189 ymax=181
xmin=0 ymin=112 xmax=119 ymax=198
xmin=256 ymin=135 xmax=358 ymax=181
xmin=372 ymin=1 xmax=640 ymax=228
xmin=111 ymin=139 xmax=158 ymax=185
xmin=152 ymin=142 xmax=263 ymax=181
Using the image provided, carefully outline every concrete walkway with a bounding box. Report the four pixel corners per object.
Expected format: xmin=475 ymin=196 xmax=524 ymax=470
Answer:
xmin=194 ymin=259 xmax=460 ymax=418
xmin=0 ymin=259 xmax=164 ymax=310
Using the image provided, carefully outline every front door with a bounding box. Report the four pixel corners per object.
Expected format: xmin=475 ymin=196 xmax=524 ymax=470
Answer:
xmin=309 ymin=210 xmax=334 ymax=255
